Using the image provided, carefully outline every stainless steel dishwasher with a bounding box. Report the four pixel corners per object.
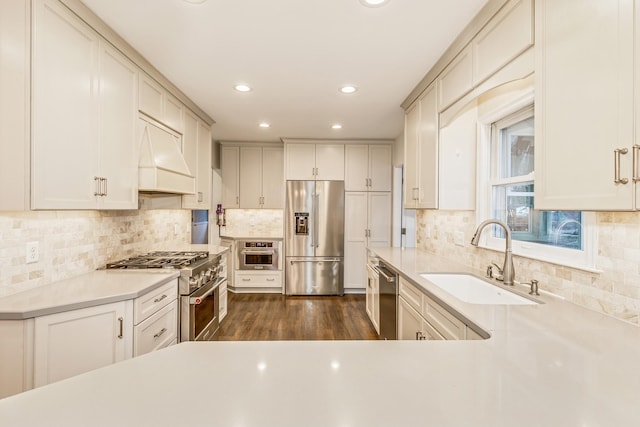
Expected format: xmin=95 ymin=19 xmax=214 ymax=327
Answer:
xmin=377 ymin=262 xmax=398 ymax=340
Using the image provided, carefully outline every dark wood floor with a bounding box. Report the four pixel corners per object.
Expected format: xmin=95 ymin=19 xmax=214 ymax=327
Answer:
xmin=215 ymin=293 xmax=380 ymax=341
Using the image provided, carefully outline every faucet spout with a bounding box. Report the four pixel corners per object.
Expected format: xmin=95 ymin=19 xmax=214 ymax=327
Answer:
xmin=470 ymin=219 xmax=515 ymax=286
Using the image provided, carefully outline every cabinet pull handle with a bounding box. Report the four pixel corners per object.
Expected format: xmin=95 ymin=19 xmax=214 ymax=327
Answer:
xmin=154 ymin=294 xmax=168 ymax=303
xmin=153 ymin=327 xmax=168 ymax=339
xmin=236 ymin=196 xmax=239 ymax=205
xmin=614 ymin=148 xmax=629 ymax=184
xmin=416 ymin=331 xmax=422 ymax=340
xmin=242 ymin=278 xmax=251 ymax=281
xmin=412 ymin=187 xmax=419 ymax=201
xmin=94 ymin=176 xmax=101 ymax=196
xmin=117 ymin=317 xmax=124 ymax=339
xmin=103 ymin=177 xmax=108 ymax=196
xmin=266 ymin=278 xmax=275 ymax=282
xmin=633 ymin=145 xmax=640 ymax=183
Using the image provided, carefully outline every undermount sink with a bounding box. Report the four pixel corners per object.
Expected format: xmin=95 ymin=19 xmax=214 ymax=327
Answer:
xmin=419 ymin=274 xmax=538 ymax=305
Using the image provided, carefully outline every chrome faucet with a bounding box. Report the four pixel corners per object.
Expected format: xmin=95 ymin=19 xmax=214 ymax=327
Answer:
xmin=470 ymin=219 xmax=515 ymax=286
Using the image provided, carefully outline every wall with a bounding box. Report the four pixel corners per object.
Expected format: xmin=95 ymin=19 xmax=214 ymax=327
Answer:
xmin=0 ymin=209 xmax=191 ymax=298
xmin=220 ymin=209 xmax=283 ymax=238
xmin=417 ymin=210 xmax=640 ymax=325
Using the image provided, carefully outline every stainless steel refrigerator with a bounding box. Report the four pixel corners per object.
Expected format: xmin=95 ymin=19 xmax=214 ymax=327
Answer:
xmin=285 ymin=180 xmax=345 ymax=295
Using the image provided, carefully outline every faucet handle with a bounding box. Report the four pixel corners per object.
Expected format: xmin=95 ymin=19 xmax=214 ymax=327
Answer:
xmin=491 ymin=262 xmax=503 ymax=275
xmin=526 ymin=279 xmax=540 ymax=296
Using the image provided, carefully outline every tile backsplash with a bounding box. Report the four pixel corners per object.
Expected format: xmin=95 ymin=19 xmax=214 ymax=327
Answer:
xmin=417 ymin=210 xmax=640 ymax=325
xmin=220 ymin=209 xmax=283 ymax=238
xmin=0 ymin=209 xmax=191 ymax=298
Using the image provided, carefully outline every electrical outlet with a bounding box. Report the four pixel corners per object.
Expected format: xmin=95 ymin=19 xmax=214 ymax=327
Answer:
xmin=173 ymin=224 xmax=180 ymax=236
xmin=26 ymin=241 xmax=39 ymax=264
xmin=453 ymin=231 xmax=465 ymax=246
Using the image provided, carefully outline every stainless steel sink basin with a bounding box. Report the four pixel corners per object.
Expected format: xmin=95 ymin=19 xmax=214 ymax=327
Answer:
xmin=419 ymin=274 xmax=538 ymax=305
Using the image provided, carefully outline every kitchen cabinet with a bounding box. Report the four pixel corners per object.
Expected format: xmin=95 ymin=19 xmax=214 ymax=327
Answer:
xmin=33 ymin=300 xmax=133 ymax=387
xmin=221 ymin=146 xmax=240 ymax=208
xmin=234 ymin=271 xmax=282 ymax=293
xmin=219 ymin=280 xmax=228 ymax=322
xmin=365 ymin=263 xmax=380 ymax=333
xmin=182 ymin=109 xmax=212 ymax=209
xmin=404 ymin=83 xmax=438 ymax=209
xmin=345 ymin=144 xmax=392 ymax=192
xmin=239 ymin=145 xmax=284 ymax=209
xmin=132 ymin=279 xmax=178 ymax=356
xmin=438 ymin=45 xmax=474 ymax=111
xmin=220 ymin=238 xmax=235 ymax=287
xmin=284 ymin=142 xmax=345 ymax=180
xmin=344 ymin=192 xmax=391 ymax=291
xmin=31 ymin=0 xmax=138 ymax=210
xmin=535 ymin=0 xmax=636 ymax=210
xmin=0 ymin=0 xmax=29 ymax=211
xmin=138 ymin=72 xmax=184 ymax=133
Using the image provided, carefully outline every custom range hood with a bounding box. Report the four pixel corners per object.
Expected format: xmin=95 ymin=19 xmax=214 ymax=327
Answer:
xmin=138 ymin=118 xmax=195 ymax=194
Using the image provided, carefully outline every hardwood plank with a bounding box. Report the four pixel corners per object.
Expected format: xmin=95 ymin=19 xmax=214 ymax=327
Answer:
xmin=215 ymin=293 xmax=380 ymax=341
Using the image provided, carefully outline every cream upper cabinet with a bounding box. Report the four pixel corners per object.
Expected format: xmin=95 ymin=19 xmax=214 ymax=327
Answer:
xmin=261 ymin=146 xmax=284 ymax=208
xmin=285 ymin=142 xmax=344 ymax=180
xmin=164 ymin=94 xmax=184 ymax=134
xmin=239 ymin=146 xmax=263 ymax=208
xmin=221 ymin=145 xmax=240 ymax=208
xmin=404 ymin=83 xmax=438 ymax=209
xmin=345 ymin=144 xmax=392 ymax=192
xmin=438 ymin=46 xmax=473 ymax=111
xmin=534 ymin=0 xmax=635 ymax=210
xmin=138 ymin=72 xmax=184 ymax=133
xmin=182 ymin=110 xmax=212 ymax=209
xmin=31 ymin=0 xmax=137 ymax=210
xmin=226 ymin=144 xmax=284 ymax=209
xmin=472 ymin=0 xmax=533 ymax=85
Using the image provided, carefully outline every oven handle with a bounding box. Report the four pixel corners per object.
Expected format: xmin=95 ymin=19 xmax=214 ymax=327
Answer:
xmin=240 ymin=249 xmax=275 ymax=255
xmin=188 ymin=278 xmax=224 ymax=305
xmin=189 ymin=286 xmax=215 ymax=305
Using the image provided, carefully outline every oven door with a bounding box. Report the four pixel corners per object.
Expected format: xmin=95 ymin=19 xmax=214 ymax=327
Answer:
xmin=238 ymin=248 xmax=278 ymax=270
xmin=180 ymin=278 xmax=222 ymax=342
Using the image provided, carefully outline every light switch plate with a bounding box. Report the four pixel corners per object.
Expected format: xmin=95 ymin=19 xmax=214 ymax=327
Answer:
xmin=26 ymin=241 xmax=39 ymax=263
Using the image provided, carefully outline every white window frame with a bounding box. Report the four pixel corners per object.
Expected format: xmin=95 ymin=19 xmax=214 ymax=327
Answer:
xmin=476 ymin=87 xmax=598 ymax=272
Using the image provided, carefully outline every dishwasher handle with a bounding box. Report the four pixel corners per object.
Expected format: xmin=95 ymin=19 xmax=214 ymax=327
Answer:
xmin=376 ymin=266 xmax=397 ymax=283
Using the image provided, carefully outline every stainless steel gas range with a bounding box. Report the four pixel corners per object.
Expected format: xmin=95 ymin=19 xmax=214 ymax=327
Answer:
xmin=106 ymin=251 xmax=225 ymax=341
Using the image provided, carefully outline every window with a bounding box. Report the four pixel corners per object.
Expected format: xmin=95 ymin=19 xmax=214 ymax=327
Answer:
xmin=478 ymin=101 xmax=596 ymax=270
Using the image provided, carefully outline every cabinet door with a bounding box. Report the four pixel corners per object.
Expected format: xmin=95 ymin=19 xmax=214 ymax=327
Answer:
xmin=239 ymin=146 xmax=263 ymax=208
xmin=98 ymin=41 xmax=138 ymax=210
xmin=34 ymin=301 xmax=131 ymax=387
xmin=438 ymin=45 xmax=473 ymax=111
xmin=315 ymin=144 xmax=345 ymax=180
xmin=181 ymin=110 xmax=200 ymax=208
xmin=345 ymin=145 xmax=369 ymax=191
xmin=196 ymin=121 xmax=212 ymax=208
xmin=262 ymin=146 xmax=284 ymax=208
xmin=344 ymin=192 xmax=368 ymax=290
xmin=403 ymin=104 xmax=419 ymax=209
xmin=398 ymin=296 xmax=423 ymax=340
xmin=32 ymin=0 xmax=99 ymax=209
xmin=138 ymin=72 xmax=164 ymax=122
xmin=368 ymin=145 xmax=392 ymax=192
xmin=285 ymin=143 xmax=315 ymax=180
xmin=164 ymin=94 xmax=183 ymax=133
xmin=367 ymin=192 xmax=391 ymax=247
xmin=221 ymin=146 xmax=240 ymax=208
xmin=417 ymin=84 xmax=438 ymax=208
xmin=535 ymin=0 xmax=634 ymax=210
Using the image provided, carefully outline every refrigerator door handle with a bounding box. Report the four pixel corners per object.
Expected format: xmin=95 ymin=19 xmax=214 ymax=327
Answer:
xmin=313 ymin=193 xmax=320 ymax=248
xmin=290 ymin=258 xmax=342 ymax=264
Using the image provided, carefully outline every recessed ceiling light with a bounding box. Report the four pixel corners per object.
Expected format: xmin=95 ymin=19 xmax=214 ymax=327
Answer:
xmin=339 ymin=85 xmax=358 ymax=94
xmin=359 ymin=0 xmax=389 ymax=7
xmin=259 ymin=122 xmax=270 ymax=128
xmin=182 ymin=0 xmax=208 ymax=4
xmin=332 ymin=124 xmax=343 ymax=129
xmin=234 ymin=84 xmax=252 ymax=92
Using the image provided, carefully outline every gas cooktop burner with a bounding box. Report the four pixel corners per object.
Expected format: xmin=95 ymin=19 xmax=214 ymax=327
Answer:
xmin=106 ymin=251 xmax=209 ymax=269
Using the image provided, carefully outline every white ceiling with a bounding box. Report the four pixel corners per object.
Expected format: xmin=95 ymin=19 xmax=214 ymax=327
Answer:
xmin=80 ymin=0 xmax=489 ymax=143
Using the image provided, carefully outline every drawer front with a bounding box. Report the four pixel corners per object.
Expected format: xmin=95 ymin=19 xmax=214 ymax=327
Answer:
xmin=219 ymin=289 xmax=228 ymax=322
xmin=133 ymin=279 xmax=177 ymax=324
xmin=399 ymin=278 xmax=422 ymax=313
xmin=423 ymin=295 xmax=465 ymax=340
xmin=134 ymin=300 xmax=178 ymax=357
xmin=235 ymin=272 xmax=282 ymax=288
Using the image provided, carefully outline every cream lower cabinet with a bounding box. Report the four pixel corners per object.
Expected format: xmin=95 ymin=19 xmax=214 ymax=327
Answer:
xmin=31 ymin=0 xmax=138 ymax=210
xmin=219 ymin=280 xmax=228 ymax=321
xmin=33 ymin=301 xmax=133 ymax=387
xmin=535 ymin=0 xmax=636 ymax=210
xmin=182 ymin=110 xmax=212 ymax=209
xmin=365 ymin=263 xmax=379 ymax=333
xmin=345 ymin=192 xmax=391 ymax=291
xmin=234 ymin=271 xmax=282 ymax=293
xmin=132 ymin=279 xmax=178 ymax=356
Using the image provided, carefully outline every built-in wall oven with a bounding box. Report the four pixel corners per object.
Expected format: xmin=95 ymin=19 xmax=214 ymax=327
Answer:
xmin=237 ymin=240 xmax=281 ymax=270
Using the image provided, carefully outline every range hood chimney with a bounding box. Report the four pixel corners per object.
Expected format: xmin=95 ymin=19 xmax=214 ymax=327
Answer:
xmin=138 ymin=118 xmax=195 ymax=194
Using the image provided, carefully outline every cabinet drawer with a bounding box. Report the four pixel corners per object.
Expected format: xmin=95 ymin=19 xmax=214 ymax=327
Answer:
xmin=133 ymin=280 xmax=177 ymax=324
xmin=399 ymin=278 xmax=422 ymax=313
xmin=423 ymin=295 xmax=465 ymax=340
xmin=235 ymin=272 xmax=282 ymax=288
xmin=133 ymin=300 xmax=177 ymax=356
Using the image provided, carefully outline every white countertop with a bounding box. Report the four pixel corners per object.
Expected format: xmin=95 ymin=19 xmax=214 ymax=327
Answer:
xmin=0 ymin=247 xmax=639 ymax=426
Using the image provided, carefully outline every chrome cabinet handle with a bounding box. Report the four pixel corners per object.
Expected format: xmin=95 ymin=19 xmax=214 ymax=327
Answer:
xmin=117 ymin=317 xmax=123 ymax=339
xmin=236 ymin=196 xmax=239 ymax=205
xmin=103 ymin=177 xmax=107 ymax=196
xmin=153 ymin=327 xmax=168 ymax=339
xmin=242 ymin=278 xmax=251 ymax=281
xmin=412 ymin=187 xmax=419 ymax=201
xmin=266 ymin=278 xmax=275 ymax=282
xmin=614 ymin=148 xmax=629 ymax=184
xmin=94 ymin=176 xmax=101 ymax=196
xmin=633 ymin=145 xmax=640 ymax=183
xmin=416 ymin=331 xmax=426 ymax=340
xmin=154 ymin=294 xmax=168 ymax=303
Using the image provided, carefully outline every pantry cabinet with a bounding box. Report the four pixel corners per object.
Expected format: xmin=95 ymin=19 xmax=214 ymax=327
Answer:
xmin=239 ymin=145 xmax=284 ymax=209
xmin=345 ymin=144 xmax=392 ymax=192
xmin=182 ymin=110 xmax=212 ymax=209
xmin=33 ymin=301 xmax=133 ymax=387
xmin=31 ymin=0 xmax=138 ymax=210
xmin=404 ymin=83 xmax=438 ymax=209
xmin=344 ymin=192 xmax=391 ymax=291
xmin=535 ymin=0 xmax=636 ymax=210
xmin=284 ymin=142 xmax=345 ymax=180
